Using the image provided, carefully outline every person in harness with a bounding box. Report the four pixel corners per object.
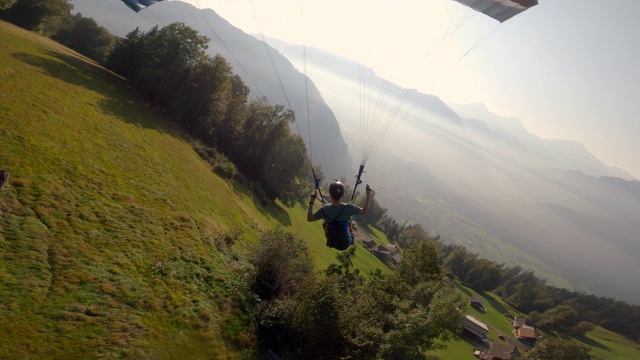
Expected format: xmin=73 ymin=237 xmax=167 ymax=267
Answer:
xmin=307 ymin=181 xmax=373 ymax=250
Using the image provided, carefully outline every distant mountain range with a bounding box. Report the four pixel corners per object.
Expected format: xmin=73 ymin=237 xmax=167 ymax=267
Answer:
xmin=71 ymin=0 xmax=640 ymax=304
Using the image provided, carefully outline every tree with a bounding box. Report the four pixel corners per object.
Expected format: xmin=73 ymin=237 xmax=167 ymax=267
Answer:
xmin=356 ymin=194 xmax=387 ymax=226
xmin=571 ymin=321 xmax=595 ymax=337
xmin=539 ymin=305 xmax=580 ymax=334
xmin=236 ymin=99 xmax=312 ymax=205
xmin=467 ymin=260 xmax=503 ymax=292
xmin=51 ymin=13 xmax=115 ymax=63
xmin=395 ymin=223 xmax=431 ymax=249
xmin=0 ymin=0 xmax=73 ymax=35
xmin=525 ymin=337 xmax=591 ymax=360
xmin=397 ymin=236 xmax=442 ymax=286
xmin=257 ymin=231 xmax=465 ymax=360
xmin=106 ymin=23 xmax=209 ymax=105
xmin=0 ymin=0 xmax=16 ymax=10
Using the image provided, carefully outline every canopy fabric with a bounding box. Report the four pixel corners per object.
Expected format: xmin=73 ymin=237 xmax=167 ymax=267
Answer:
xmin=121 ymin=0 xmax=165 ymax=12
xmin=452 ymin=0 xmax=538 ymax=22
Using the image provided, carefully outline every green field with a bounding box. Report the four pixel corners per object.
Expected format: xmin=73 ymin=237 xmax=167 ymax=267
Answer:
xmin=585 ymin=326 xmax=640 ymax=360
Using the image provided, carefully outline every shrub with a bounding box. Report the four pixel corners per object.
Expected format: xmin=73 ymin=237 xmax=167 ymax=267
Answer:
xmin=212 ymin=153 xmax=236 ymax=179
xmin=249 ymin=229 xmax=314 ymax=300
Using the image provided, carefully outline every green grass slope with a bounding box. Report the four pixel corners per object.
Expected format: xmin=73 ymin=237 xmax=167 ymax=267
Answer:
xmin=583 ymin=326 xmax=640 ymax=360
xmin=0 ymin=21 xmax=264 ymax=359
xmin=0 ymin=21 xmax=391 ymax=358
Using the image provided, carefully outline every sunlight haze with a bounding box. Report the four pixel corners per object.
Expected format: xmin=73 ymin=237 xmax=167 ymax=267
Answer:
xmin=178 ymin=0 xmax=640 ymax=179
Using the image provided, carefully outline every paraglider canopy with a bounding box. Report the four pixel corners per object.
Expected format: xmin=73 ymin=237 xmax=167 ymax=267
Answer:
xmin=121 ymin=0 xmax=164 ymax=12
xmin=453 ymin=0 xmax=538 ymax=22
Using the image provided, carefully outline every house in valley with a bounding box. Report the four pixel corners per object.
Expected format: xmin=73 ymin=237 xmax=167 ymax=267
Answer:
xmin=480 ymin=342 xmax=519 ymax=360
xmin=462 ymin=315 xmax=489 ymax=340
xmin=515 ymin=325 xmax=538 ymax=343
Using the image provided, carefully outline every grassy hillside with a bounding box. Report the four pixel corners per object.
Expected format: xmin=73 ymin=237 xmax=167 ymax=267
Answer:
xmin=0 ymin=20 xmax=261 ymax=358
xmin=0 ymin=21 xmax=389 ymax=358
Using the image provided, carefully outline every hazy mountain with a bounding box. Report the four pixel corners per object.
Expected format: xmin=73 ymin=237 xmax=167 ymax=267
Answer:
xmin=449 ymin=103 xmax=636 ymax=181
xmin=266 ymin=40 xmax=640 ymax=304
xmin=69 ymin=0 xmax=351 ymax=179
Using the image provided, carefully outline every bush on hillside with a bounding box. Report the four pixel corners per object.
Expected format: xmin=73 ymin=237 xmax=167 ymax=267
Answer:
xmin=191 ymin=140 xmax=237 ymax=179
xmin=249 ymin=229 xmax=314 ymax=301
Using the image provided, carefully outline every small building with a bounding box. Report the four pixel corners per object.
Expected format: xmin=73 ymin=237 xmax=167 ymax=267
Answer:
xmin=481 ymin=342 xmax=519 ymax=360
xmin=462 ymin=315 xmax=489 ymax=339
xmin=512 ymin=317 xmax=526 ymax=329
xmin=470 ymin=295 xmax=485 ymax=310
xmin=370 ymin=243 xmax=402 ymax=265
xmin=361 ymin=238 xmax=377 ymax=249
xmin=515 ymin=325 xmax=537 ymax=342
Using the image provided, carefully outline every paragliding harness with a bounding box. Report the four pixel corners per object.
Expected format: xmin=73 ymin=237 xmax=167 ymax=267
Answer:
xmin=321 ymin=205 xmax=355 ymax=251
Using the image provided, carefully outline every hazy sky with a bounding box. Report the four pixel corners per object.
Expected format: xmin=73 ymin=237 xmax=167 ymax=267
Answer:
xmin=175 ymin=0 xmax=640 ymax=179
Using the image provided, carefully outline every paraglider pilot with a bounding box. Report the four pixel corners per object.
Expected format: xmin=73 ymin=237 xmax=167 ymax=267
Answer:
xmin=307 ymin=181 xmax=373 ymax=250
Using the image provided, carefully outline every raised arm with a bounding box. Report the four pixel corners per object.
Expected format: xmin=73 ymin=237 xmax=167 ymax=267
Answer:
xmin=307 ymin=192 xmax=319 ymax=222
xmin=360 ymin=184 xmax=373 ymax=215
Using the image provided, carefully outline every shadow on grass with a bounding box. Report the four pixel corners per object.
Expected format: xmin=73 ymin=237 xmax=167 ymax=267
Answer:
xmin=12 ymin=50 xmax=162 ymax=131
xmin=264 ymin=202 xmax=292 ymax=227
xmin=358 ymin=224 xmax=381 ymax=240
xmin=455 ymin=282 xmax=473 ymax=297
xmin=230 ymin=181 xmax=292 ymax=226
xmin=578 ymin=335 xmax=615 ymax=352
xmin=482 ymin=293 xmax=511 ymax=316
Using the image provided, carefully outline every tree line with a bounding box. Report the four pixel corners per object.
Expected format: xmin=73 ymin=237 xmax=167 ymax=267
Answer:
xmin=439 ymin=244 xmax=640 ymax=340
xmin=1 ymin=0 xmax=312 ymax=206
xmin=105 ymin=23 xmax=311 ymax=205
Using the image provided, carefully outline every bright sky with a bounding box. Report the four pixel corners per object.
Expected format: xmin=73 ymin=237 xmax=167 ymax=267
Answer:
xmin=178 ymin=0 xmax=640 ymax=179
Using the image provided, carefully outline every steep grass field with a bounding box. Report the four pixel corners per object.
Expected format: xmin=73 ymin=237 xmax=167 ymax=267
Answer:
xmin=0 ymin=20 xmax=263 ymax=359
xmin=0 ymin=21 xmax=389 ymax=359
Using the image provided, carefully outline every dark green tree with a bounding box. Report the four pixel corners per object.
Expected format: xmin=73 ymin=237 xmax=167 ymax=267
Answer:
xmin=51 ymin=13 xmax=115 ymax=63
xmin=106 ymin=23 xmax=209 ymax=106
xmin=395 ymin=223 xmax=431 ymax=249
xmin=466 ymin=260 xmax=503 ymax=292
xmin=525 ymin=337 xmax=591 ymax=360
xmin=236 ymin=99 xmax=311 ymax=205
xmin=176 ymin=54 xmax=235 ymax=136
xmin=0 ymin=0 xmax=72 ymax=35
xmin=0 ymin=0 xmax=16 ymax=10
xmin=538 ymin=305 xmax=580 ymax=334
xmin=356 ymin=194 xmax=387 ymax=226
xmin=397 ymin=236 xmax=442 ymax=286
